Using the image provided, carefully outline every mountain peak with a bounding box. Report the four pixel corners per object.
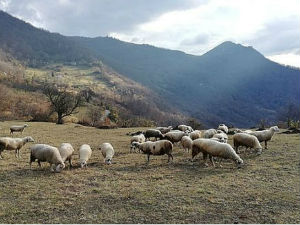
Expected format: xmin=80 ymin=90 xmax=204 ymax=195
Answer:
xmin=202 ymin=40 xmax=264 ymax=60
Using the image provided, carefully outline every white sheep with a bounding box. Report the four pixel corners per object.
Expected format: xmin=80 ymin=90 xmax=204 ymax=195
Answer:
xmin=130 ymin=134 xmax=145 ymax=152
xmin=217 ymin=124 xmax=228 ymax=134
xmin=99 ymin=143 xmax=115 ymax=165
xmin=192 ymin=138 xmax=243 ymax=168
xmin=131 ymin=140 xmax=173 ymax=163
xmin=10 ymin=124 xmax=28 ymax=135
xmin=30 ymin=144 xmax=65 ymax=172
xmin=0 ymin=136 xmax=34 ymax=158
xmin=59 ymin=143 xmax=75 ymax=168
xmin=189 ymin=130 xmax=202 ymax=140
xmin=203 ymin=129 xmax=217 ymax=139
xmin=250 ymin=126 xmax=280 ymax=149
xmin=212 ymin=132 xmax=228 ymax=143
xmin=181 ymin=136 xmax=193 ymax=152
xmin=233 ymin=133 xmax=262 ymax=154
xmin=164 ymin=131 xmax=187 ymax=143
xmin=79 ymin=144 xmax=92 ymax=168
xmin=178 ymin=125 xmax=194 ymax=133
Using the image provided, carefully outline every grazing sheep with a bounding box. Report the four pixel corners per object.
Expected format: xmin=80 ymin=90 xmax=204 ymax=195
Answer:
xmin=178 ymin=125 xmax=194 ymax=133
xmin=126 ymin=131 xmax=143 ymax=136
xmin=130 ymin=133 xmax=146 ymax=152
xmin=0 ymin=136 xmax=34 ymax=159
xmin=250 ymin=126 xmax=280 ymax=149
xmin=132 ymin=140 xmax=173 ymax=163
xmin=156 ymin=126 xmax=173 ymax=134
xmin=30 ymin=144 xmax=65 ymax=172
xmin=99 ymin=143 xmax=115 ymax=165
xmin=192 ymin=138 xmax=243 ymax=168
xmin=79 ymin=144 xmax=92 ymax=168
xmin=203 ymin=129 xmax=217 ymax=139
xmin=130 ymin=141 xmax=154 ymax=154
xmin=189 ymin=130 xmax=202 ymax=140
xmin=212 ymin=132 xmax=228 ymax=143
xmin=233 ymin=133 xmax=262 ymax=154
xmin=164 ymin=131 xmax=187 ymax=143
xmin=181 ymin=136 xmax=193 ymax=152
xmin=143 ymin=129 xmax=164 ymax=141
xmin=217 ymin=124 xmax=228 ymax=134
xmin=10 ymin=124 xmax=28 ymax=135
xmin=59 ymin=143 xmax=74 ymax=168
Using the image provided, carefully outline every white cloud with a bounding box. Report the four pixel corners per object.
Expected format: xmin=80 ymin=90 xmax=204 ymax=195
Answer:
xmin=267 ymin=53 xmax=300 ymax=68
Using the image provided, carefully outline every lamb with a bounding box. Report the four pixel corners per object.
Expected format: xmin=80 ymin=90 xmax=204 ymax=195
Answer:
xmin=30 ymin=144 xmax=65 ymax=172
xmin=156 ymin=126 xmax=173 ymax=134
xmin=164 ymin=131 xmax=187 ymax=143
xmin=181 ymin=136 xmax=193 ymax=152
xmin=212 ymin=132 xmax=228 ymax=143
xmin=189 ymin=130 xmax=202 ymax=140
xmin=79 ymin=144 xmax=92 ymax=168
xmin=217 ymin=124 xmax=228 ymax=134
xmin=203 ymin=129 xmax=217 ymax=139
xmin=143 ymin=129 xmax=164 ymax=141
xmin=250 ymin=126 xmax=280 ymax=149
xmin=0 ymin=136 xmax=34 ymax=159
xmin=10 ymin=124 xmax=28 ymax=135
xmin=131 ymin=140 xmax=173 ymax=163
xmin=191 ymin=138 xmax=243 ymax=168
xmin=99 ymin=143 xmax=115 ymax=165
xmin=178 ymin=125 xmax=194 ymax=133
xmin=233 ymin=133 xmax=262 ymax=154
xmin=58 ymin=143 xmax=74 ymax=168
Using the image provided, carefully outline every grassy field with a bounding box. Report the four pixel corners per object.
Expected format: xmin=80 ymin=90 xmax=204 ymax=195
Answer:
xmin=0 ymin=121 xmax=299 ymax=223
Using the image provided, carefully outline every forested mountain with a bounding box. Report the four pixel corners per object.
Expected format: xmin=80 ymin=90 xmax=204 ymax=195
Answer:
xmin=1 ymin=10 xmax=299 ymax=127
xmin=73 ymin=37 xmax=300 ymax=127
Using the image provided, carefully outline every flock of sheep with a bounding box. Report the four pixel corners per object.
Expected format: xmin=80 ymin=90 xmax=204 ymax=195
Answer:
xmin=0 ymin=124 xmax=115 ymax=172
xmin=128 ymin=124 xmax=280 ymax=168
xmin=0 ymin=122 xmax=280 ymax=172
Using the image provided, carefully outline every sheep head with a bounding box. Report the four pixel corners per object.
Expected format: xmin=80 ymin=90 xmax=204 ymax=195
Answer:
xmin=55 ymin=163 xmax=65 ymax=172
xmin=25 ymin=136 xmax=35 ymax=143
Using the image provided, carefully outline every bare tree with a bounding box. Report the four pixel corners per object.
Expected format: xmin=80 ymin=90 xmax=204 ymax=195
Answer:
xmin=43 ymin=84 xmax=82 ymax=124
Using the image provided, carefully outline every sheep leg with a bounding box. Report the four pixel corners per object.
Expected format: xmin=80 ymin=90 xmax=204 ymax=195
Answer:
xmin=209 ymin=155 xmax=215 ymax=167
xmin=15 ymin=149 xmax=18 ymax=158
xmin=37 ymin=160 xmax=42 ymax=168
xmin=265 ymin=141 xmax=268 ymax=149
xmin=29 ymin=155 xmax=36 ymax=169
xmin=203 ymin=153 xmax=209 ymax=166
xmin=0 ymin=152 xmax=3 ymax=159
xmin=69 ymin=158 xmax=72 ymax=168
xmin=50 ymin=164 xmax=55 ymax=172
xmin=146 ymin=154 xmax=150 ymax=163
xmin=167 ymin=154 xmax=173 ymax=163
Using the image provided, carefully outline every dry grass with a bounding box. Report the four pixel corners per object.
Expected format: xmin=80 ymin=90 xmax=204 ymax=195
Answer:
xmin=0 ymin=121 xmax=299 ymax=223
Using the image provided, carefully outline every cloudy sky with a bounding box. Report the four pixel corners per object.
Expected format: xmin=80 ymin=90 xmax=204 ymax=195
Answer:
xmin=1 ymin=0 xmax=299 ymax=67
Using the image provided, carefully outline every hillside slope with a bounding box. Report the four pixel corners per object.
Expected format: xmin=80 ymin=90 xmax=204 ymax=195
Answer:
xmin=73 ymin=37 xmax=300 ymax=127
